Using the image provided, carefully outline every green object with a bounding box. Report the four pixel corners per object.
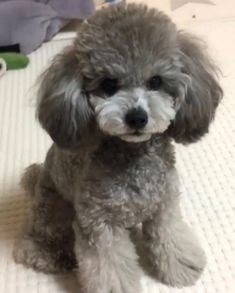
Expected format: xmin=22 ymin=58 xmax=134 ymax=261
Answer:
xmin=0 ymin=53 xmax=29 ymax=70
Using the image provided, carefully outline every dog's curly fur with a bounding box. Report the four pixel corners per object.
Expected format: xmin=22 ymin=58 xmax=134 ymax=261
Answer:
xmin=14 ymin=3 xmax=223 ymax=293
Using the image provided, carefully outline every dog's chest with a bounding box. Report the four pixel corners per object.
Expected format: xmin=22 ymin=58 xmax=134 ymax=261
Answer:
xmin=88 ymin=153 xmax=166 ymax=194
xmin=72 ymin=138 xmax=176 ymax=227
xmin=79 ymin=145 xmax=168 ymax=224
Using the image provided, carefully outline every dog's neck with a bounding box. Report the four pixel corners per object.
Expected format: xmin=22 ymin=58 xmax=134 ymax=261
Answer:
xmin=100 ymin=136 xmax=154 ymax=154
xmin=59 ymin=133 xmax=175 ymax=169
xmin=92 ymin=134 xmax=174 ymax=165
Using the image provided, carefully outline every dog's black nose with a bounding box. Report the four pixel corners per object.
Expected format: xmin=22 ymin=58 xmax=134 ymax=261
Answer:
xmin=125 ymin=108 xmax=148 ymax=130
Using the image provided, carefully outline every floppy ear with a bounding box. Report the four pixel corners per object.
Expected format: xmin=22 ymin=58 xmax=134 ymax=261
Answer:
xmin=168 ymin=32 xmax=223 ymax=143
xmin=37 ymin=46 xmax=94 ymax=148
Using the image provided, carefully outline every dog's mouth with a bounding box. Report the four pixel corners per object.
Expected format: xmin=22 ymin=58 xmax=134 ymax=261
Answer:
xmin=120 ymin=132 xmax=151 ymax=143
xmin=133 ymin=131 xmax=143 ymax=136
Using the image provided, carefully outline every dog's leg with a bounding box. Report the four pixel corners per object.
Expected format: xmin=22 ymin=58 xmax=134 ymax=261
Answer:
xmin=141 ymin=170 xmax=206 ymax=287
xmin=13 ymin=167 xmax=76 ymax=273
xmin=74 ymin=222 xmax=142 ymax=293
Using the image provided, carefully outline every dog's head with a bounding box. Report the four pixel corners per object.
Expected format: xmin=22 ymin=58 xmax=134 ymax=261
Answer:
xmin=37 ymin=4 xmax=222 ymax=148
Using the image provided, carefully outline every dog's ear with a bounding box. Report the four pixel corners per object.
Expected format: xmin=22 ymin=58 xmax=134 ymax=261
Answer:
xmin=37 ymin=46 xmax=94 ymax=148
xmin=168 ymin=32 xmax=223 ymax=143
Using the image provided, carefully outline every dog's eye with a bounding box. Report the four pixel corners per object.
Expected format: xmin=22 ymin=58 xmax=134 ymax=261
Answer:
xmin=147 ymin=75 xmax=162 ymax=91
xmin=100 ymin=78 xmax=119 ymax=96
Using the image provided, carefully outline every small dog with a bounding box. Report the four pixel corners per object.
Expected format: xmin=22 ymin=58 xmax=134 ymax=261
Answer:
xmin=14 ymin=3 xmax=223 ymax=293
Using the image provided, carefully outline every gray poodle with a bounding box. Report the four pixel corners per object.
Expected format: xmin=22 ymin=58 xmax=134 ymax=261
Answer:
xmin=14 ymin=3 xmax=223 ymax=293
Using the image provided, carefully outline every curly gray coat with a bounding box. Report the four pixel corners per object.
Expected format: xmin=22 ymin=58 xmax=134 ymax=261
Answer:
xmin=14 ymin=3 xmax=222 ymax=293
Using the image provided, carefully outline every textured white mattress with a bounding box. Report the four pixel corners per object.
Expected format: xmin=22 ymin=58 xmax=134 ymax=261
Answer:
xmin=0 ymin=19 xmax=234 ymax=293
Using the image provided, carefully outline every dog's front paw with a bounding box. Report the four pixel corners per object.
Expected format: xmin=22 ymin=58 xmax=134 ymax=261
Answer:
xmin=150 ymin=223 xmax=206 ymax=287
xmin=157 ymin=243 xmax=206 ymax=287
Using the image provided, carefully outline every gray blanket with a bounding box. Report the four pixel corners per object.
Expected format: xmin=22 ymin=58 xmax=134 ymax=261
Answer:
xmin=0 ymin=0 xmax=95 ymax=54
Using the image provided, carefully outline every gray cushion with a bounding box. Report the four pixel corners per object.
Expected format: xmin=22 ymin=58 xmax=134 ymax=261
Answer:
xmin=0 ymin=0 xmax=95 ymax=54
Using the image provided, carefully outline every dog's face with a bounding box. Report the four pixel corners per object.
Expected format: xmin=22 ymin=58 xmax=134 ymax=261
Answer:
xmin=90 ymin=86 xmax=176 ymax=143
xmin=88 ymin=59 xmax=185 ymax=143
xmin=37 ymin=4 xmax=222 ymax=148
